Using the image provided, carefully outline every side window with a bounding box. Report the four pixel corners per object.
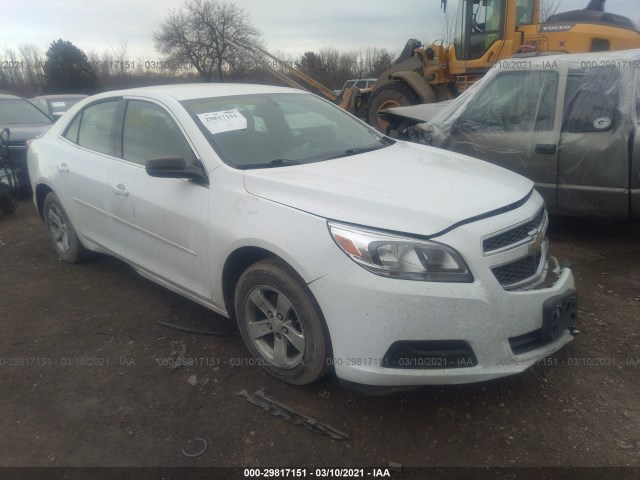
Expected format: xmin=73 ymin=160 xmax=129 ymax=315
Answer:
xmin=355 ymin=80 xmax=367 ymax=89
xmin=469 ymin=0 xmax=505 ymax=60
xmin=563 ymin=68 xmax=620 ymax=133
xmin=516 ymin=0 xmax=535 ymax=25
xmin=77 ymin=101 xmax=119 ymax=155
xmin=64 ymin=112 xmax=82 ymax=143
xmin=122 ymin=100 xmax=198 ymax=166
xmin=458 ymin=70 xmax=559 ymax=133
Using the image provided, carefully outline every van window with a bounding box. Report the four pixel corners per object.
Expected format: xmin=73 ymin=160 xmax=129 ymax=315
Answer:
xmin=457 ymin=70 xmax=558 ymax=132
xmin=563 ymin=67 xmax=620 ymax=133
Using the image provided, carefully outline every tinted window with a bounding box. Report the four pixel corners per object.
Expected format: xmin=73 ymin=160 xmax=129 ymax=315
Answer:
xmin=122 ymin=100 xmax=198 ymax=166
xmin=563 ymin=67 xmax=620 ymax=133
xmin=0 ymin=98 xmax=52 ymax=125
xmin=458 ymin=70 xmax=559 ymax=132
xmin=77 ymin=101 xmax=118 ymax=155
xmin=181 ymin=93 xmax=390 ymax=169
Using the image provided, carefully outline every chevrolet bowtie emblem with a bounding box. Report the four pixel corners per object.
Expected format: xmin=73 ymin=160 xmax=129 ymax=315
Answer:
xmin=528 ymin=229 xmax=544 ymax=254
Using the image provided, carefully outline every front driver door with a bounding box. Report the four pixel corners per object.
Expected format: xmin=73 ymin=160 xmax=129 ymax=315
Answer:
xmin=444 ymin=68 xmax=564 ymax=210
xmin=107 ymin=98 xmax=211 ymax=302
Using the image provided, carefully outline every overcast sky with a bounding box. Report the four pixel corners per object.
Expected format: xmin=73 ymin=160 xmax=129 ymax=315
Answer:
xmin=1 ymin=0 xmax=638 ymax=60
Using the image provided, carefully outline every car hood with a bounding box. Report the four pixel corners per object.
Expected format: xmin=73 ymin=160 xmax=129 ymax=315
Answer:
xmin=243 ymin=142 xmax=533 ymax=237
xmin=0 ymin=124 xmax=51 ymax=143
xmin=380 ymin=101 xmax=452 ymax=124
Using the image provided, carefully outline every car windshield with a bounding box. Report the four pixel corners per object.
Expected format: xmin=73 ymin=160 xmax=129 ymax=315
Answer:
xmin=0 ymin=98 xmax=52 ymax=125
xmin=181 ymin=92 xmax=392 ymax=169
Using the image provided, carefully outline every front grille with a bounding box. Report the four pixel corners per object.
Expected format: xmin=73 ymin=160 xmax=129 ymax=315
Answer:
xmin=483 ymin=208 xmax=545 ymax=253
xmin=492 ymin=251 xmax=542 ymax=287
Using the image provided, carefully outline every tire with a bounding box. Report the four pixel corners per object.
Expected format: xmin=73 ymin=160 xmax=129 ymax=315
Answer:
xmin=234 ymin=257 xmax=330 ymax=385
xmin=43 ymin=192 xmax=90 ymax=263
xmin=366 ymin=82 xmax=420 ymax=132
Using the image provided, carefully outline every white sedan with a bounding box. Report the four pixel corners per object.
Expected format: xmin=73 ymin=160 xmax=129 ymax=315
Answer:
xmin=27 ymin=83 xmax=577 ymax=388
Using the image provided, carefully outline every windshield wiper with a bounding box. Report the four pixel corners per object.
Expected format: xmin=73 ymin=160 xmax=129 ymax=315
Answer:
xmin=238 ymin=159 xmax=302 ymax=170
xmin=324 ymin=138 xmax=394 ymax=161
xmin=324 ymin=145 xmax=384 ymax=160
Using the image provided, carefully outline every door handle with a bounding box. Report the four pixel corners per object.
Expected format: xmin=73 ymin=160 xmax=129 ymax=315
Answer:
xmin=110 ymin=184 xmax=129 ymax=197
xmin=535 ymin=144 xmax=557 ymax=155
xmin=57 ymin=162 xmax=69 ymax=172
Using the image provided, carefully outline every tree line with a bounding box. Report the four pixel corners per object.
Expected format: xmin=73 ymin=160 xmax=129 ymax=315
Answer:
xmin=0 ymin=0 xmax=398 ymax=98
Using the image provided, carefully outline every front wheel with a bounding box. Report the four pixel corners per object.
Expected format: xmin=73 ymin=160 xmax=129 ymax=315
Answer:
xmin=234 ymin=257 xmax=330 ymax=385
xmin=366 ymin=82 xmax=420 ymax=132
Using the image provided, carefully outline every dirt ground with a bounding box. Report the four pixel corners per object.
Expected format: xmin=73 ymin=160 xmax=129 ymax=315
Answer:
xmin=1 ymin=199 xmax=639 ymax=474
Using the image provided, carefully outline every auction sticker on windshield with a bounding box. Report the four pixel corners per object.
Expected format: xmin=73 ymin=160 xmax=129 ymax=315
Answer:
xmin=197 ymin=109 xmax=247 ymax=134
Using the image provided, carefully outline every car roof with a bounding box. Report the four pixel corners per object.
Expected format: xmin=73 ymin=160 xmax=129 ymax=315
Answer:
xmin=89 ymin=83 xmax=304 ymax=102
xmin=32 ymin=94 xmax=89 ymax=100
xmin=508 ymin=48 xmax=640 ymax=69
xmin=0 ymin=94 xmax=24 ymax=101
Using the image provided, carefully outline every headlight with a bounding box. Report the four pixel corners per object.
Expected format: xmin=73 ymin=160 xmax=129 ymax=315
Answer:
xmin=328 ymin=222 xmax=473 ymax=282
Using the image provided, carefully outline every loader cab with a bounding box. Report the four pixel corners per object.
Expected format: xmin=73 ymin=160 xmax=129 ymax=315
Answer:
xmin=454 ymin=0 xmax=507 ymax=60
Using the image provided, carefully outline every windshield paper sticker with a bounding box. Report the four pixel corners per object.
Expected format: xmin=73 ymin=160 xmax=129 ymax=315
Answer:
xmin=50 ymin=102 xmax=66 ymax=108
xmin=197 ymin=109 xmax=247 ymax=134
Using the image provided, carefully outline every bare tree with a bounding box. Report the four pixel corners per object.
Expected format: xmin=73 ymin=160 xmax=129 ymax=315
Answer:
xmin=153 ymin=0 xmax=262 ymax=82
xmin=437 ymin=4 xmax=458 ymax=45
xmin=540 ymin=0 xmax=563 ymax=22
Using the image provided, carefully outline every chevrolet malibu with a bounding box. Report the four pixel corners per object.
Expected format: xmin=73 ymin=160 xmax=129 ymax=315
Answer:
xmin=27 ymin=84 xmax=577 ymax=388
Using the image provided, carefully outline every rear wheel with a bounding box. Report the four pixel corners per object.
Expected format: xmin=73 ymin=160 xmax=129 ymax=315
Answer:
xmin=43 ymin=192 xmax=90 ymax=263
xmin=366 ymin=82 xmax=420 ymax=132
xmin=234 ymin=257 xmax=330 ymax=385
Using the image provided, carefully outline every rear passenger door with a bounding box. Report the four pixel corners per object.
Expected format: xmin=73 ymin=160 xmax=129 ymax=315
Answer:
xmin=445 ymin=69 xmax=564 ymax=210
xmin=57 ymin=99 xmax=120 ymax=251
xmin=557 ymin=67 xmax=630 ymax=217
xmin=107 ymin=98 xmax=212 ymax=301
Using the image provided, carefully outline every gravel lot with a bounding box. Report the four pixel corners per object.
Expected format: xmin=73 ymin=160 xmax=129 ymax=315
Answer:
xmin=1 ymin=200 xmax=639 ymax=476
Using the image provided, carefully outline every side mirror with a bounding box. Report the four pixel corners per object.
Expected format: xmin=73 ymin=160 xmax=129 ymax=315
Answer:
xmin=145 ymin=156 xmax=208 ymax=184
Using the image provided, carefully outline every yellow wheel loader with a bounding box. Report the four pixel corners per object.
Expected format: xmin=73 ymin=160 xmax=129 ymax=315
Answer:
xmin=366 ymin=0 xmax=640 ymax=130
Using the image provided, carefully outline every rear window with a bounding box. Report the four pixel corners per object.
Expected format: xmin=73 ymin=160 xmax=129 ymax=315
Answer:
xmin=0 ymin=98 xmax=52 ymax=125
xmin=563 ymin=67 xmax=621 ymax=133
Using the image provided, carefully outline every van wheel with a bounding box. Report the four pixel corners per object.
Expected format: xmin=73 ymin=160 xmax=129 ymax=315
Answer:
xmin=234 ymin=257 xmax=330 ymax=385
xmin=43 ymin=192 xmax=90 ymax=263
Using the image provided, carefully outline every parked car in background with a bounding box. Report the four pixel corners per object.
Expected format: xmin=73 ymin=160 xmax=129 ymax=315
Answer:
xmin=28 ymin=83 xmax=576 ymax=389
xmin=379 ymin=49 xmax=640 ymax=219
xmin=333 ymin=78 xmax=377 ymax=95
xmin=30 ymin=94 xmax=88 ymax=121
xmin=0 ymin=93 xmax=53 ymax=194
